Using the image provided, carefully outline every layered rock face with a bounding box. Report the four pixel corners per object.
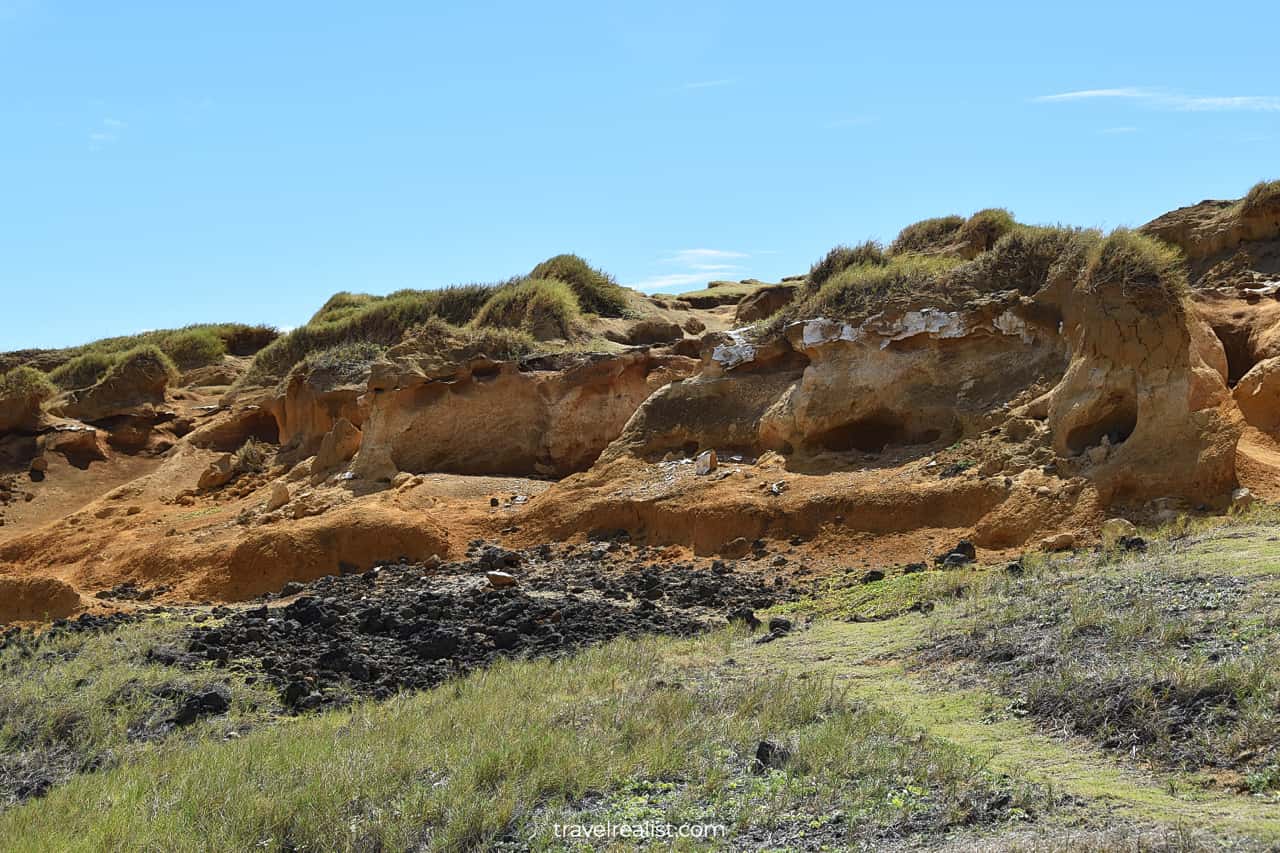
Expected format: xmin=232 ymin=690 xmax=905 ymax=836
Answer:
xmin=763 ymin=301 xmax=1064 ymax=456
xmin=603 ymin=251 xmax=1242 ymax=506
xmin=352 ymin=350 xmax=700 ymax=480
xmin=1029 ymin=264 xmax=1240 ymax=502
xmin=266 ymin=370 xmax=363 ymax=459
xmin=54 ymin=358 xmax=170 ymax=425
xmin=1144 ymin=196 xmax=1280 ymax=265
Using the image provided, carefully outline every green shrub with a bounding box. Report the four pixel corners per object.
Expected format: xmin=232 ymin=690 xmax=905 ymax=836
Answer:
xmin=246 ymin=285 xmax=500 ymax=384
xmin=1241 ymin=179 xmax=1280 ymax=215
xmin=889 ymin=215 xmax=965 ymax=255
xmin=216 ymin=324 xmax=278 ymax=356
xmin=0 ymin=365 xmax=56 ymax=404
xmin=529 ymin=254 xmax=629 ymax=317
xmin=291 ymin=341 xmax=386 ymax=382
xmin=48 ymin=352 xmax=116 ymax=390
xmin=957 ymin=208 xmax=1017 ymax=253
xmin=951 ymin=226 xmax=1102 ymax=295
xmin=808 ymin=241 xmax=886 ymax=290
xmin=384 ymin=284 xmax=497 ymax=326
xmin=472 ymin=278 xmax=581 ymax=339
xmin=309 ymin=292 xmax=382 ymax=325
xmin=796 ymin=255 xmax=962 ymax=320
xmin=406 ymin=316 xmax=537 ymax=362
xmin=232 ymin=438 xmax=270 ymax=474
xmin=461 ymin=326 xmax=537 ymax=360
xmin=102 ymin=345 xmax=178 ymax=387
xmin=1082 ymin=229 xmax=1187 ymax=300
xmin=160 ymin=329 xmax=226 ymax=371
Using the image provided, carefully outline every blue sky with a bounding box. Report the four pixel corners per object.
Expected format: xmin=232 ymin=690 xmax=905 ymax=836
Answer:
xmin=2 ymin=1 xmax=1277 ymax=350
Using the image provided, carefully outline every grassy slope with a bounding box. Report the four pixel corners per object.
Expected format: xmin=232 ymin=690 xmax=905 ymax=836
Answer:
xmin=0 ymin=629 xmax=1043 ymax=851
xmin=9 ymin=519 xmax=1280 ymax=849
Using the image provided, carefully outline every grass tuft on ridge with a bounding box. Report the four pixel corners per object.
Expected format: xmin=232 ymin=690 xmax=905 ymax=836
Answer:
xmin=529 ymin=254 xmax=629 ymax=317
xmin=472 ymin=277 xmax=581 ymax=340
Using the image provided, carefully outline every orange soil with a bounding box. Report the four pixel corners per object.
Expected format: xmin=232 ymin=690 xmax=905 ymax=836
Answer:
xmin=0 ymin=400 xmax=1268 ymax=625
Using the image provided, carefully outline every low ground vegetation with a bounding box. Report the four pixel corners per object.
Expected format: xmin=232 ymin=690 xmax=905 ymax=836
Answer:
xmin=528 ymin=253 xmax=629 ymax=317
xmin=956 ymin=208 xmax=1018 ymax=254
xmin=471 ymin=277 xmax=581 ymax=340
xmin=287 ymin=341 xmax=388 ymax=384
xmin=0 ymin=367 xmax=57 ymax=408
xmin=760 ymin=222 xmax=1187 ymax=333
xmin=1239 ymin=179 xmax=1280 ymax=216
xmin=1082 ymin=228 xmax=1189 ymax=300
xmin=807 ymin=240 xmax=887 ymax=290
xmin=2 ymin=324 xmax=278 ymax=388
xmin=0 ymin=617 xmax=277 ymax=809
xmin=100 ymin=344 xmax=178 ymax=388
xmin=247 ymin=284 xmax=502 ymax=384
xmin=0 ymin=625 xmax=1045 ymax=851
xmin=245 ymin=254 xmax=621 ymax=386
xmin=925 ymin=519 xmax=1280 ymax=789
xmin=889 ymin=214 xmax=966 ymax=255
xmin=396 ymin=316 xmax=536 ymax=364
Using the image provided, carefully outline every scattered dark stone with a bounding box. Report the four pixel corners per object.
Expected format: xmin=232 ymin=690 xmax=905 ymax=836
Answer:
xmin=280 ymin=581 xmax=305 ymax=597
xmin=902 ymin=562 xmax=926 ymax=574
xmin=768 ymin=616 xmax=793 ymax=635
xmin=282 ymin=680 xmax=309 ymax=707
xmin=753 ymin=740 xmax=792 ymax=773
xmin=165 ymin=545 xmax=789 ymax=711
xmin=860 ymin=569 xmax=886 ymax=584
xmin=936 ymin=539 xmax=976 ymax=566
xmin=1119 ymin=535 xmax=1147 ymax=552
xmin=169 ymin=687 xmax=231 ymax=726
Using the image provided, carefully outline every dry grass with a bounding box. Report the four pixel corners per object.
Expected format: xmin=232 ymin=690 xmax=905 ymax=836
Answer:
xmin=0 ymin=629 xmax=1044 ymax=851
xmin=5 ymin=325 xmax=276 ymax=388
xmin=246 ymin=285 xmax=498 ymax=384
xmin=100 ymin=345 xmax=178 ymax=388
xmin=161 ymin=329 xmax=226 ymax=371
xmin=471 ymin=277 xmax=581 ymax=340
xmin=950 ymin=225 xmax=1103 ymax=295
xmin=808 ymin=241 xmax=887 ymax=289
xmin=231 ymin=438 xmax=270 ymax=474
xmin=1083 ymin=229 xmax=1188 ymax=301
xmin=1240 ymin=179 xmax=1280 ymax=216
xmin=529 ymin=254 xmax=629 ymax=317
xmin=787 ymin=254 xmax=963 ymax=322
xmin=46 ymin=353 xmax=115 ymax=391
xmin=0 ymin=366 xmax=56 ymax=406
xmin=958 ymin=208 xmax=1018 ymax=253
xmin=890 ymin=215 xmax=966 ymax=255
xmin=925 ymin=526 xmax=1280 ymax=786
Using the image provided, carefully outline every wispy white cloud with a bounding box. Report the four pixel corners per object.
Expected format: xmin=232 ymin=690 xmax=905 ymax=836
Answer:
xmin=664 ymin=248 xmax=748 ymax=263
xmin=629 ymin=272 xmax=721 ymax=291
xmin=630 ymin=248 xmax=754 ymax=293
xmin=1034 ymin=88 xmax=1280 ymax=112
xmin=681 ymin=79 xmax=733 ymax=90
xmin=1033 ymin=88 xmax=1148 ymax=102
